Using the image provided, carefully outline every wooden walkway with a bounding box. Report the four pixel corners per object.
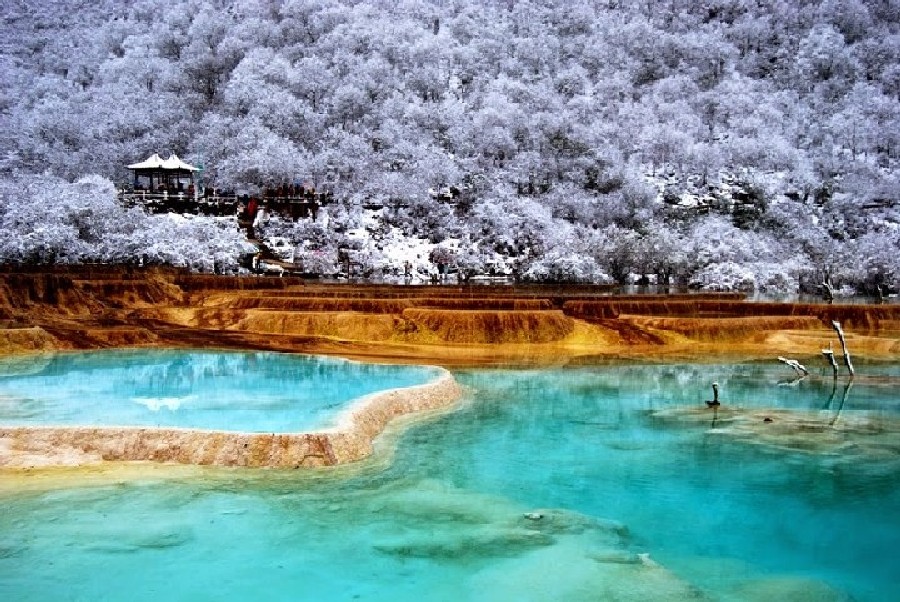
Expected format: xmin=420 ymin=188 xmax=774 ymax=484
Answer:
xmin=119 ymin=191 xmax=325 ymax=219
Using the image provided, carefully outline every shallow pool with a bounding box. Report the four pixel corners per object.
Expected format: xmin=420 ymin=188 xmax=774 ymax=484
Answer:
xmin=0 ymin=349 xmax=441 ymax=432
xmin=1 ymin=361 xmax=898 ymax=600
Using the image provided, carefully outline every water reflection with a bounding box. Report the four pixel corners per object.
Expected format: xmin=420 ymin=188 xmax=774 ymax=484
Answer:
xmin=422 ymin=365 xmax=900 ymax=600
xmin=0 ymin=362 xmax=897 ymax=601
xmin=0 ymin=349 xmax=439 ymax=431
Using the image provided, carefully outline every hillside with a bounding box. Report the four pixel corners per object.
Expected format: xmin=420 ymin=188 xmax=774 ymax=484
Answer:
xmin=1 ymin=1 xmax=898 ymax=293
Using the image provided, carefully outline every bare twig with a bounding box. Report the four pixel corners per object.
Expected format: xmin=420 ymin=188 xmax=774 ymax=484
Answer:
xmin=778 ymin=357 xmax=809 ymax=376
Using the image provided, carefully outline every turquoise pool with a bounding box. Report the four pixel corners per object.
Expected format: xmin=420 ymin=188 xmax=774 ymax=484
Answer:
xmin=0 ymin=349 xmax=441 ymax=432
xmin=1 ymin=360 xmax=899 ymax=600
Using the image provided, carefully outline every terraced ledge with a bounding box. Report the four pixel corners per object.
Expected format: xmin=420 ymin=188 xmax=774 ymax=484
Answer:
xmin=0 ymin=370 xmax=462 ymax=469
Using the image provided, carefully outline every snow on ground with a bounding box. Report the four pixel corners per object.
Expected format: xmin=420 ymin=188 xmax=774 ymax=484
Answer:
xmin=346 ymin=217 xmax=454 ymax=283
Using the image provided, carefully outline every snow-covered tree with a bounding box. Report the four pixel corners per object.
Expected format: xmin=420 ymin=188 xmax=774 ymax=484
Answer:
xmin=0 ymin=174 xmax=252 ymax=271
xmin=0 ymin=0 xmax=898 ymax=289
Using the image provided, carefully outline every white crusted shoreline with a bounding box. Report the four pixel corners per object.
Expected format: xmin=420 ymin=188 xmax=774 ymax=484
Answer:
xmin=0 ymin=369 xmax=463 ymax=469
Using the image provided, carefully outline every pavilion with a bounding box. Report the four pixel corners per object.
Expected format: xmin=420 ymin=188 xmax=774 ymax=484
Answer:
xmin=127 ymin=153 xmax=199 ymax=198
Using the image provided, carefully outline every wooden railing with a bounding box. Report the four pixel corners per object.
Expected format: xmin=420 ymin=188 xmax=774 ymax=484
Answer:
xmin=118 ymin=190 xmax=326 ymax=219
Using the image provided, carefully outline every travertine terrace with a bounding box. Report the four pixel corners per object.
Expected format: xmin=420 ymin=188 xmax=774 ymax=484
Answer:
xmin=1 ymin=266 xmax=899 ymax=469
xmin=1 ymin=266 xmax=898 ymax=364
xmin=0 ymin=371 xmax=462 ymax=468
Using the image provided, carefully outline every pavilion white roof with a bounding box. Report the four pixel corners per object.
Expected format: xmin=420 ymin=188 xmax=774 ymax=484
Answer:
xmin=127 ymin=153 xmax=198 ymax=171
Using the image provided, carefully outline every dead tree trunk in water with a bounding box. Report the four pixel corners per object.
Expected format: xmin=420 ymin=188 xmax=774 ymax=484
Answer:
xmin=822 ymin=345 xmax=839 ymax=379
xmin=831 ymin=320 xmax=854 ymax=377
xmin=705 ymin=382 xmax=720 ymax=407
xmin=706 ymin=382 xmax=720 ymax=427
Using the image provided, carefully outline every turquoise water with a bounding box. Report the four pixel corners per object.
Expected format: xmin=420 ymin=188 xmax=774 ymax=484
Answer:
xmin=0 ymin=349 xmax=440 ymax=432
xmin=1 ymin=361 xmax=899 ymax=600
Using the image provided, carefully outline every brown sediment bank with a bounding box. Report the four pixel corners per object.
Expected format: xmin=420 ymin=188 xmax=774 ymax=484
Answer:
xmin=1 ymin=266 xmax=898 ymax=469
xmin=1 ymin=266 xmax=898 ymax=364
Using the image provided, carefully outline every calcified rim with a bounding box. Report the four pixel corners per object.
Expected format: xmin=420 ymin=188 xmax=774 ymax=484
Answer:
xmin=0 ymin=369 xmax=463 ymax=469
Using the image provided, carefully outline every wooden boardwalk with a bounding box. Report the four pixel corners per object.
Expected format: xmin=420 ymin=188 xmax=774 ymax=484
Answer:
xmin=119 ymin=191 xmax=325 ymax=219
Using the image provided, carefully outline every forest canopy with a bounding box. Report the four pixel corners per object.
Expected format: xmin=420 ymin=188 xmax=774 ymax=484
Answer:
xmin=1 ymin=0 xmax=898 ymax=292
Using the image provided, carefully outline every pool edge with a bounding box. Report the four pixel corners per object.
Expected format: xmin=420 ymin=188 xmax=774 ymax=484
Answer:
xmin=0 ymin=369 xmax=463 ymax=469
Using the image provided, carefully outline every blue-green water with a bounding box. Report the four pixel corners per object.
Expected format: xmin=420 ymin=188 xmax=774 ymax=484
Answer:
xmin=0 ymin=350 xmax=440 ymax=432
xmin=2 ymin=360 xmax=899 ymax=600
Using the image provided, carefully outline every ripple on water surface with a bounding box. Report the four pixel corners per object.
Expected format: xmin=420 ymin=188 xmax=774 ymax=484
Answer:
xmin=0 ymin=349 xmax=440 ymax=432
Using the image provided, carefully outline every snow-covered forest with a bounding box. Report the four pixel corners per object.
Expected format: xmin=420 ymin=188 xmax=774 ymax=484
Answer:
xmin=1 ymin=0 xmax=899 ymax=292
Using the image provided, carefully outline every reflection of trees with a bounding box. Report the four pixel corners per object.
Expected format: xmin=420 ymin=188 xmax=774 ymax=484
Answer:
xmin=124 ymin=352 xmax=433 ymax=398
xmin=460 ymin=365 xmax=892 ymax=446
xmin=761 ymin=363 xmax=858 ymax=427
xmin=7 ymin=351 xmax=433 ymax=407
